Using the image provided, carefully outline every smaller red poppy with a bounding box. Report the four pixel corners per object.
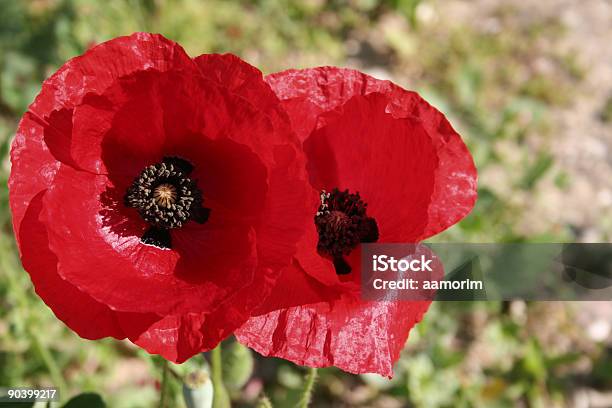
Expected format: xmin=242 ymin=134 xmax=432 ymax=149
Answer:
xmin=9 ymin=33 xmax=310 ymax=362
xmin=236 ymin=67 xmax=478 ymax=377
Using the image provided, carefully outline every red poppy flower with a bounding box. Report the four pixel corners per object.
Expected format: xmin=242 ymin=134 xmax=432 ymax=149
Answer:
xmin=9 ymin=33 xmax=310 ymax=362
xmin=235 ymin=67 xmax=478 ymax=377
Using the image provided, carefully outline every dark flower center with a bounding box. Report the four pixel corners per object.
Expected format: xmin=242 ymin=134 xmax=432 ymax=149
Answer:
xmin=315 ymin=188 xmax=379 ymax=275
xmin=124 ymin=157 xmax=210 ymax=249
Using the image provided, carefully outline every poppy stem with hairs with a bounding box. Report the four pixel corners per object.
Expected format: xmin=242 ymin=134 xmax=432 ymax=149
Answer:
xmin=158 ymin=359 xmax=169 ymax=408
xmin=210 ymin=344 xmax=231 ymax=408
xmin=296 ymin=367 xmax=318 ymax=408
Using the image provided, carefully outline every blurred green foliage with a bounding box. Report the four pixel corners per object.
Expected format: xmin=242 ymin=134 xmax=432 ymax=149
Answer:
xmin=0 ymin=1 xmax=609 ymax=407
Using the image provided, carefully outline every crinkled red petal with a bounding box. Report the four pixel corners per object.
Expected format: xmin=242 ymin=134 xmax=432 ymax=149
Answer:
xmin=10 ymin=36 xmax=310 ymax=356
xmin=237 ymin=296 xmax=432 ymax=378
xmin=236 ymin=67 xmax=477 ymax=375
xmin=19 ymin=190 xmax=159 ymax=340
xmin=266 ymin=66 xmax=477 ymax=239
xmin=304 ymin=93 xmax=439 ymax=242
xmin=194 ymin=53 xmax=295 ymax=142
xmin=132 ymin=265 xmax=278 ymax=363
xmin=41 ymin=164 xmax=258 ymax=315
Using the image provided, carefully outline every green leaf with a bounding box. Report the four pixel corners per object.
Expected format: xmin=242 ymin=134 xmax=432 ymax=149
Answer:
xmin=521 ymin=340 xmax=547 ymax=382
xmin=61 ymin=393 xmax=106 ymax=408
xmin=520 ymin=153 xmax=554 ymax=189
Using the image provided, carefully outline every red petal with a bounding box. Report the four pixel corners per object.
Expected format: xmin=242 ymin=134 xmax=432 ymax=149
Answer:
xmin=19 ymin=190 xmax=159 ymax=340
xmin=10 ymin=33 xmax=195 ymax=239
xmin=134 ymin=104 xmax=312 ymax=361
xmin=293 ymin=217 xmax=361 ymax=290
xmin=31 ymin=33 xmax=193 ymax=117
xmin=271 ymin=93 xmax=440 ymax=290
xmin=32 ymin=33 xmax=196 ymax=174
xmin=238 ymin=68 xmax=476 ymax=375
xmin=8 ymin=34 xmax=188 ymax=343
xmin=238 ymin=245 xmax=443 ymax=376
xmin=194 ymin=53 xmax=294 ymax=141
xmin=265 ymin=67 xmax=390 ymax=141
xmin=40 ymin=165 xmax=258 ymax=315
xmin=9 ymin=34 xmax=310 ymax=357
xmin=132 ymin=266 xmax=279 ymax=363
xmin=9 ymin=114 xmax=60 ymax=245
xmin=236 ymin=297 xmax=432 ymax=378
xmin=266 ymin=67 xmax=477 ymax=238
xmin=304 ymin=93 xmax=438 ymax=242
xmin=253 ymin=262 xmax=343 ymax=315
xmin=96 ymin=65 xmax=300 ymax=195
xmin=131 ymin=314 xmax=208 ymax=362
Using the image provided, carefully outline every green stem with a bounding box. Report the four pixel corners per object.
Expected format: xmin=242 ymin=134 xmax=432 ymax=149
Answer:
xmin=30 ymin=330 xmax=68 ymax=396
xmin=210 ymin=346 xmax=222 ymax=387
xmin=296 ymin=367 xmax=318 ymax=408
xmin=158 ymin=359 xmax=169 ymax=408
xmin=210 ymin=345 xmax=231 ymax=408
xmin=0 ymin=238 xmax=67 ymax=396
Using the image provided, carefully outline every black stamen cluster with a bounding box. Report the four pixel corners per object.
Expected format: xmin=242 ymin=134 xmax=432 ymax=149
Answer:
xmin=124 ymin=157 xmax=208 ymax=230
xmin=314 ymin=188 xmax=379 ymax=274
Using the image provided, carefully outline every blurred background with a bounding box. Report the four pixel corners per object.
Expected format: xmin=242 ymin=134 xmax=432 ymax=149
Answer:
xmin=0 ymin=0 xmax=611 ymax=407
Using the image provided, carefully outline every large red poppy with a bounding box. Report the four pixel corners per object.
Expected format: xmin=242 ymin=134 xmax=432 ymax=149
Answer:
xmin=236 ymin=67 xmax=478 ymax=377
xmin=9 ymin=33 xmax=310 ymax=362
